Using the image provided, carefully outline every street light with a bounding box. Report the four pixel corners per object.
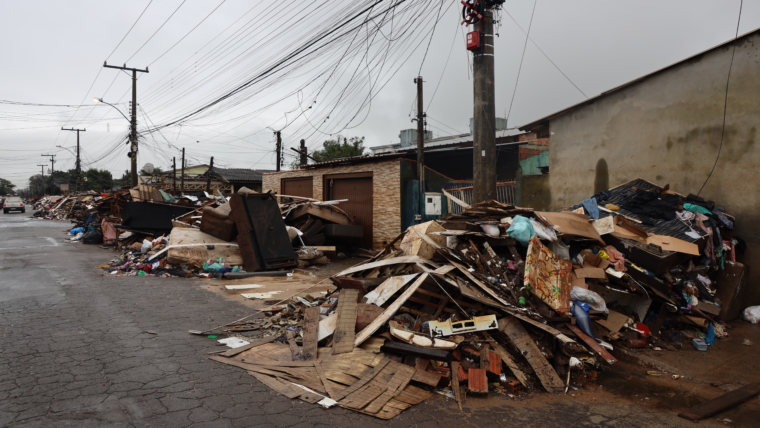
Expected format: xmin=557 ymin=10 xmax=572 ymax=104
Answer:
xmin=93 ymin=97 xmax=138 ymax=187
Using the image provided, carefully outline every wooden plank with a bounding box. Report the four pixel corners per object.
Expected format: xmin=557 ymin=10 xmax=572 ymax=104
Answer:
xmin=333 ymin=289 xmax=360 ymax=354
xmin=364 ymin=365 xmax=416 ymax=414
xmin=301 ymin=306 xmax=320 ymax=361
xmin=286 ymin=331 xmax=302 ymax=361
xmin=411 ymin=367 xmax=445 ymax=387
xmin=363 ymin=274 xmax=419 ymax=306
xmin=483 ymin=333 xmax=529 ymax=387
xmin=467 ymin=368 xmax=488 ymax=394
xmin=395 ymin=385 xmax=433 ymax=405
xmin=354 ymin=273 xmax=430 ymax=347
xmin=314 ymin=360 xmax=339 ymax=400
xmin=333 ymin=255 xmax=424 ymax=277
xmin=566 ymin=323 xmax=617 ymax=365
xmin=340 ymin=363 xmax=396 ymax=409
xmin=450 ymin=361 xmax=464 ymax=415
xmin=219 ymin=335 xmax=278 ymax=357
xmin=479 ymin=347 xmax=490 ymax=370
xmin=334 ymin=358 xmax=390 ymax=401
xmin=679 ymin=383 xmax=760 ymax=422
xmin=249 ymin=372 xmax=301 ymax=399
xmin=499 ymin=318 xmax=564 ymax=393
xmin=506 ymin=310 xmax=579 ymax=347
xmin=446 ymin=257 xmax=513 ymax=307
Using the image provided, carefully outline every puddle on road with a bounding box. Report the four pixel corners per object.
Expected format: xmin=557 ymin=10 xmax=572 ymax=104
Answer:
xmin=597 ymin=363 xmax=704 ymax=410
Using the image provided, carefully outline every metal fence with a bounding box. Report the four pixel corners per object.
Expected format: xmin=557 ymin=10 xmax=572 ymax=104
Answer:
xmin=445 ymin=181 xmax=516 ymax=215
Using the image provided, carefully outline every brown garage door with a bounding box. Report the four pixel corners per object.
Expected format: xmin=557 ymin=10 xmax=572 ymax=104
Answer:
xmin=281 ymin=177 xmax=313 ymax=199
xmin=325 ymin=174 xmax=373 ymax=249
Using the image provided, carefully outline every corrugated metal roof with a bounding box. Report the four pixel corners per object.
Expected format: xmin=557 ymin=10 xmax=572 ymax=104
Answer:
xmin=210 ymin=167 xmax=274 ymax=182
xmin=370 ymin=129 xmax=523 ymax=155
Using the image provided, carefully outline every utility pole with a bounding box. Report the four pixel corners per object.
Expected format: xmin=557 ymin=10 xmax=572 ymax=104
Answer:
xmin=275 ymin=131 xmax=282 ymax=172
xmin=37 ymin=165 xmax=46 ymax=196
xmin=180 ymin=148 xmax=186 ymax=195
xmin=206 ymin=157 xmax=214 ymax=193
xmin=471 ymin=6 xmax=497 ymax=203
xmin=299 ymin=139 xmax=307 ymax=166
xmin=103 ymin=62 xmax=149 ymax=188
xmin=61 ymin=127 xmax=85 ymax=192
xmin=172 ymin=157 xmax=177 ymax=195
xmin=414 ymin=76 xmax=426 ymax=191
xmin=41 ymin=154 xmax=55 ymax=195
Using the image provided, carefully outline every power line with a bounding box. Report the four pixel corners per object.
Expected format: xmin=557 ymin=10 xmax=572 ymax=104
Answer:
xmin=506 ymin=0 xmax=537 ymax=127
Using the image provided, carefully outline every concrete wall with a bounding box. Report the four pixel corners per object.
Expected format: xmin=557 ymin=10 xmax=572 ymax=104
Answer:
xmin=545 ymin=33 xmax=760 ymax=304
xmin=262 ymin=160 xmax=402 ymax=250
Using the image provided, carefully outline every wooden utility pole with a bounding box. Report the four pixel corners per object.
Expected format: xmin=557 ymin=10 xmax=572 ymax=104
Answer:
xmin=37 ymin=164 xmax=46 ymax=196
xmin=172 ymin=157 xmax=177 ymax=195
xmin=103 ymin=62 xmax=149 ymax=188
xmin=472 ymin=8 xmax=496 ymax=203
xmin=206 ymin=156 xmax=214 ymax=193
xmin=415 ymin=76 xmax=425 ymax=191
xmin=275 ymin=131 xmax=282 ymax=172
xmin=41 ymin=154 xmax=55 ymax=195
xmin=180 ymin=148 xmax=186 ymax=195
xmin=61 ymin=127 xmax=85 ymax=192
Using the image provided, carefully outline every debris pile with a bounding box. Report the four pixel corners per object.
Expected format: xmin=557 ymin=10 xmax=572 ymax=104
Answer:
xmin=207 ymin=178 xmax=745 ymax=419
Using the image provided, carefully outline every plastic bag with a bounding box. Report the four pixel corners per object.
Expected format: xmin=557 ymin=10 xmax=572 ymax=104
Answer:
xmin=742 ymin=305 xmax=760 ymax=324
xmin=69 ymin=227 xmax=84 ymax=235
xmin=82 ymin=230 xmax=103 ymax=245
xmin=505 ymin=215 xmax=535 ymax=246
xmin=570 ymin=286 xmax=608 ymax=313
xmin=140 ymin=239 xmax=153 ymax=253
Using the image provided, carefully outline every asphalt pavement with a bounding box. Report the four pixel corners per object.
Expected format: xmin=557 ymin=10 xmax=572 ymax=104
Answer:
xmin=0 ymin=211 xmax=720 ymax=427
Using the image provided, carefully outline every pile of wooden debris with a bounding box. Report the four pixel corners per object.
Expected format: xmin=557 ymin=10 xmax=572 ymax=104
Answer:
xmin=209 ymin=201 xmax=616 ymax=419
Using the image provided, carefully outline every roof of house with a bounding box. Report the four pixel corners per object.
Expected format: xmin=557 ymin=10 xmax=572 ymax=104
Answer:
xmin=371 ymin=129 xmax=524 ymax=154
xmin=519 ymin=27 xmax=760 ymax=131
xmin=210 ymin=167 xmax=274 ymax=182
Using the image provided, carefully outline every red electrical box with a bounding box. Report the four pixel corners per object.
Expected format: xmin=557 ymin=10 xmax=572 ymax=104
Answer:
xmin=466 ymin=31 xmax=481 ymax=51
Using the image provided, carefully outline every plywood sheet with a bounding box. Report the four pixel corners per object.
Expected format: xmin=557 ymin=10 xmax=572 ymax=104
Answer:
xmin=167 ymin=227 xmax=243 ymax=266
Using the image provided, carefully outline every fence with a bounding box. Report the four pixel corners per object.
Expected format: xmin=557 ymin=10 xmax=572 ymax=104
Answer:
xmin=445 ymin=181 xmax=516 ymax=215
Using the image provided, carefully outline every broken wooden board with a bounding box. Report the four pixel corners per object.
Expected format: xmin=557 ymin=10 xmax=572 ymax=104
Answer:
xmin=400 ymin=221 xmax=447 ymax=260
xmin=333 ymin=289 xmax=360 ymax=354
xmin=678 ymin=382 xmax=760 ymax=422
xmin=301 ymin=306 xmax=320 ymax=361
xmin=291 ymin=203 xmax=353 ymax=225
xmin=364 ymin=274 xmax=419 ymax=306
xmin=166 ymin=227 xmax=243 ymax=266
xmin=380 ymin=341 xmax=452 ymax=361
xmin=318 ymin=312 xmax=337 ymax=341
xmin=523 ymin=236 xmax=572 ymax=315
xmin=363 ymin=364 xmax=416 ymax=414
xmin=354 ymin=273 xmax=430 ymax=347
xmin=224 ymin=284 xmax=264 ymax=290
xmin=483 ymin=332 xmax=530 ymax=388
xmin=333 ymin=255 xmax=425 ymax=277
xmin=566 ymin=323 xmax=617 ymax=365
xmin=499 ymin=318 xmax=565 ymax=393
xmin=334 ymin=358 xmax=390 ymax=401
xmin=314 ymin=360 xmax=340 ymax=400
xmin=249 ymin=372 xmax=302 ymax=399
xmin=450 ymin=361 xmax=464 ymax=415
xmin=219 ymin=335 xmax=278 ymax=358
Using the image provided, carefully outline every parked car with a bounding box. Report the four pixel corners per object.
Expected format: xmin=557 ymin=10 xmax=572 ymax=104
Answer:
xmin=3 ymin=196 xmax=25 ymax=214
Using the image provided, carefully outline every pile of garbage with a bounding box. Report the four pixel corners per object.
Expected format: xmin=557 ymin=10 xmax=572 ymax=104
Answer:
xmin=204 ymin=178 xmax=746 ymax=419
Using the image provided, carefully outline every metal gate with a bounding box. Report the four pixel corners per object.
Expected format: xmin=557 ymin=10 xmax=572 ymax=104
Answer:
xmin=281 ymin=177 xmax=313 ymax=199
xmin=325 ymin=174 xmax=373 ymax=249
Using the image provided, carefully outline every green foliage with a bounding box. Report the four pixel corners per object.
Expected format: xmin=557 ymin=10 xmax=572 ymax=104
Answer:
xmin=139 ymin=166 xmax=163 ymax=176
xmin=0 ymin=178 xmax=15 ymax=194
xmin=311 ymin=136 xmax=367 ymax=163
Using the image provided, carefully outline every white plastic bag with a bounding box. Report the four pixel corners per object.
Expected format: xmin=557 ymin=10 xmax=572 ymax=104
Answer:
xmin=742 ymin=306 xmax=760 ymax=324
xmin=570 ymin=286 xmax=608 ymax=314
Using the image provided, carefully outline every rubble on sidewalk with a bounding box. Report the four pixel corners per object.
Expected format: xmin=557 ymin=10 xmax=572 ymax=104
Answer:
xmin=204 ymin=178 xmax=747 ymax=419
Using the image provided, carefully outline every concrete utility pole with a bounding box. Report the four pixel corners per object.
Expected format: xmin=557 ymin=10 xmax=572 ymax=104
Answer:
xmin=61 ymin=127 xmax=85 ymax=192
xmin=41 ymin=154 xmax=55 ymax=194
xmin=472 ymin=8 xmax=497 ymax=204
xmin=37 ymin=165 xmax=46 ymax=196
xmin=275 ymin=131 xmax=282 ymax=172
xmin=299 ymin=139 xmax=307 ymax=166
xmin=415 ymin=76 xmax=426 ymax=191
xmin=180 ymin=148 xmax=186 ymax=195
xmin=103 ymin=62 xmax=149 ymax=188
xmin=206 ymin=156 xmax=214 ymax=193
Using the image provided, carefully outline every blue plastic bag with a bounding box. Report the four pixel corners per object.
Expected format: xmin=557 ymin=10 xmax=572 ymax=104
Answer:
xmin=506 ymin=215 xmax=535 ymax=246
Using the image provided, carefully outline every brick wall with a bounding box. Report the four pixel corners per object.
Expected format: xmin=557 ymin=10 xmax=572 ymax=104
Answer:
xmin=518 ymin=132 xmax=550 ymax=160
xmin=262 ymin=159 xmax=402 ymax=250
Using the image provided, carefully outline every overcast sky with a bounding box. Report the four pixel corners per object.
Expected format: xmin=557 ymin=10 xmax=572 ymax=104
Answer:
xmin=0 ymin=0 xmax=756 ymax=189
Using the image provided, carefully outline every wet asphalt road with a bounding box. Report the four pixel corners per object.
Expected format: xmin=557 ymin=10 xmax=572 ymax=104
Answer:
xmin=0 ymin=212 xmax=714 ymax=427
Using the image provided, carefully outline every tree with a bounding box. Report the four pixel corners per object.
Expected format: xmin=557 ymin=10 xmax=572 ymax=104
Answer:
xmin=311 ymin=136 xmax=367 ymax=163
xmin=82 ymin=169 xmax=113 ymax=192
xmin=139 ymin=166 xmax=163 ymax=176
xmin=0 ymin=178 xmax=16 ymax=195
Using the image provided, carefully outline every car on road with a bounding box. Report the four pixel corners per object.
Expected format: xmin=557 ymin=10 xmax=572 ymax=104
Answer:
xmin=3 ymin=196 xmax=25 ymax=214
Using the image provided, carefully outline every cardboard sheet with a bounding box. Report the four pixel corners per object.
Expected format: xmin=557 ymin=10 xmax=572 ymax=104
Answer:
xmin=646 ymin=235 xmax=700 ymax=256
xmin=610 ymin=216 xmax=648 ymax=243
xmin=536 ymin=211 xmax=605 ymax=244
xmin=574 ymin=267 xmax=607 ymax=279
xmin=524 ymin=236 xmax=572 ymax=314
xmin=595 ymin=310 xmax=630 ymax=333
